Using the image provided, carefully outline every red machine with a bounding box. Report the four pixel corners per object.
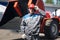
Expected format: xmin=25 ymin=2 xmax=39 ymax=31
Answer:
xmin=0 ymin=0 xmax=60 ymax=38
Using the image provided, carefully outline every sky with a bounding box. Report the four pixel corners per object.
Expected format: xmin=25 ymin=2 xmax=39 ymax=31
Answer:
xmin=53 ymin=0 xmax=57 ymax=4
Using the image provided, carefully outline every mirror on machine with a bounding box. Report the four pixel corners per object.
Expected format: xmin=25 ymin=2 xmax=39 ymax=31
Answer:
xmin=52 ymin=9 xmax=60 ymax=17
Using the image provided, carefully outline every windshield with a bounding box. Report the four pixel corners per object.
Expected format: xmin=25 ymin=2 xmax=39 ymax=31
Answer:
xmin=0 ymin=2 xmax=8 ymax=21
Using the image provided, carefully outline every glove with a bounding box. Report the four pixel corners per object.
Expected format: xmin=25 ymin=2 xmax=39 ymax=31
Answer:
xmin=34 ymin=6 xmax=39 ymax=10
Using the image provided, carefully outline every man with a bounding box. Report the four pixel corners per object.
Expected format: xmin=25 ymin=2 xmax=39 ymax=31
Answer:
xmin=20 ymin=4 xmax=45 ymax=40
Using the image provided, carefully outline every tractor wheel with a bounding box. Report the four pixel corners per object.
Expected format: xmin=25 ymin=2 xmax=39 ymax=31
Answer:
xmin=44 ymin=20 xmax=59 ymax=38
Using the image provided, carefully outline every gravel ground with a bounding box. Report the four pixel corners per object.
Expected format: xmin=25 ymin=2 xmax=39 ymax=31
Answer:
xmin=0 ymin=17 xmax=60 ymax=40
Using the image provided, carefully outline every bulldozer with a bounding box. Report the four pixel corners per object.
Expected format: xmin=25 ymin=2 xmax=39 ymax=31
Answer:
xmin=0 ymin=0 xmax=60 ymax=39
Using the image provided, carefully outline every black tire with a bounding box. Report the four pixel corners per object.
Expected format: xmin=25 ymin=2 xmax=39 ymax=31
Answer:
xmin=44 ymin=20 xmax=59 ymax=38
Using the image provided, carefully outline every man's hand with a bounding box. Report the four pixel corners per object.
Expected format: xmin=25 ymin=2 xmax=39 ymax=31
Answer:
xmin=34 ymin=6 xmax=45 ymax=16
xmin=34 ymin=6 xmax=39 ymax=10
